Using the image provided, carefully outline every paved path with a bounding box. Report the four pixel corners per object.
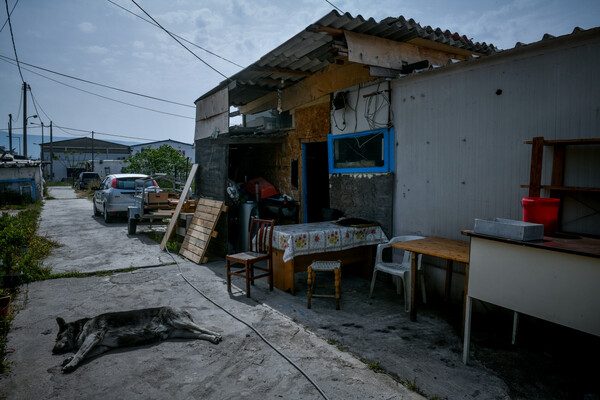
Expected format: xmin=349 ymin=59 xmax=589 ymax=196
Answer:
xmin=39 ymin=186 xmax=172 ymax=273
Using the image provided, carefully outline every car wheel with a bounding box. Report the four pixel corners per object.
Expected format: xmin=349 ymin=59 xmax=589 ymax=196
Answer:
xmin=93 ymin=201 xmax=101 ymax=216
xmin=103 ymin=205 xmax=111 ymax=223
xmin=128 ymin=218 xmax=137 ymax=235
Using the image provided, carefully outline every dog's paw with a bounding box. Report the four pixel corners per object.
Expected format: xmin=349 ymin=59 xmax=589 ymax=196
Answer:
xmin=61 ymin=356 xmax=73 ymax=367
xmin=210 ymin=335 xmax=222 ymax=344
xmin=61 ymin=363 xmax=76 ymax=373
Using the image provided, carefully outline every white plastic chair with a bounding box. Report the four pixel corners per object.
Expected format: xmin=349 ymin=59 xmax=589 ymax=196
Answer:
xmin=368 ymin=235 xmax=427 ymax=312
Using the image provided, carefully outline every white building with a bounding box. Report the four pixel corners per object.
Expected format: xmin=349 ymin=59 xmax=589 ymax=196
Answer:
xmin=39 ymin=137 xmax=130 ymax=181
xmin=130 ymin=139 xmax=194 ymax=163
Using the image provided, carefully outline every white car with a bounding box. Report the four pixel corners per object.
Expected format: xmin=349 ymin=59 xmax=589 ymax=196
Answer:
xmin=93 ymin=174 xmax=158 ymax=222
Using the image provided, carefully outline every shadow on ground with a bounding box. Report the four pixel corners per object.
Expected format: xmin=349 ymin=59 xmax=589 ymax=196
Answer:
xmin=206 ymin=260 xmax=600 ymax=400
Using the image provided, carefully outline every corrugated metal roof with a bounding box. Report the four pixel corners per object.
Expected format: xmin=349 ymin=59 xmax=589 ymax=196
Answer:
xmin=197 ymin=10 xmax=499 ymax=107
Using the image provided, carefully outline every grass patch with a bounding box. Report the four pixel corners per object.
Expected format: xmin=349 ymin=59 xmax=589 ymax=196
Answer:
xmin=46 ymin=181 xmax=71 ymax=187
xmin=1 ymin=202 xmax=57 ymax=283
xmin=141 ymin=231 xmax=181 ymax=254
xmin=400 ymin=377 xmax=426 ymax=396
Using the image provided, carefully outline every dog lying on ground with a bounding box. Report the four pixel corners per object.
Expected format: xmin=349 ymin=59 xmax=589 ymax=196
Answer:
xmin=53 ymin=306 xmax=222 ymax=373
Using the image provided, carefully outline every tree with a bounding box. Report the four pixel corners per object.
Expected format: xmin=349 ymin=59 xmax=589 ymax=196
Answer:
xmin=123 ymin=144 xmax=190 ymax=181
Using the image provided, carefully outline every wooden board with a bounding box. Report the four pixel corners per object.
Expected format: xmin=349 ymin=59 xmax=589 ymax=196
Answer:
xmin=391 ymin=237 xmax=470 ymax=263
xmin=179 ymin=197 xmax=228 ymax=264
xmin=160 ymin=164 xmax=198 ymax=251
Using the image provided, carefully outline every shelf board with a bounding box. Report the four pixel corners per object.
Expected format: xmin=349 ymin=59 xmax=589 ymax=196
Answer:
xmin=521 ymin=185 xmax=600 ymax=192
xmin=525 ymin=138 xmax=600 ymax=145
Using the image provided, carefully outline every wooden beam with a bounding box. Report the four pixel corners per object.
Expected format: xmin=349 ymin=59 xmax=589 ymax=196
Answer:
xmin=254 ymin=66 xmax=312 ymax=77
xmin=281 ymin=61 xmax=374 ymax=112
xmin=160 ymin=164 xmax=198 ymax=251
xmin=528 ymin=137 xmax=544 ymax=197
xmin=238 ymin=91 xmax=278 ymax=115
xmin=345 ymin=30 xmax=470 ymax=69
xmin=209 ymin=136 xmax=286 ymax=145
xmin=311 ymin=25 xmax=345 ymax=37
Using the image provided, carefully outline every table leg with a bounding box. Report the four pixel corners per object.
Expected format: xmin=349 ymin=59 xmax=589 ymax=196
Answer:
xmin=461 ymin=263 xmax=470 ymax=336
xmin=410 ymin=252 xmax=418 ymax=322
xmin=512 ymin=311 xmax=519 ymax=345
xmin=444 ymin=259 xmax=453 ymax=303
xmin=462 ymin=295 xmax=472 ymax=364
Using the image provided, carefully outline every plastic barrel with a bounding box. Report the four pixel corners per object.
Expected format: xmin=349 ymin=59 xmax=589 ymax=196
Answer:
xmin=239 ymin=201 xmax=259 ymax=251
xmin=522 ymin=197 xmax=560 ymax=236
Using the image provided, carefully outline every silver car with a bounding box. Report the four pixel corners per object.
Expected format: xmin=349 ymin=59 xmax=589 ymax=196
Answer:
xmin=93 ymin=174 xmax=158 ymax=222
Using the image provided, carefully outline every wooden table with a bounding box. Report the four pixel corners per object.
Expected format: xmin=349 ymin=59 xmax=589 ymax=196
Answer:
xmin=391 ymin=237 xmax=470 ymax=322
xmin=270 ymin=221 xmax=388 ymax=294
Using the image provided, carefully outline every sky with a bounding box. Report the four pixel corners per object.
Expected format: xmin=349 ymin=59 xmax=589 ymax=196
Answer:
xmin=1 ymin=0 xmax=599 ymax=158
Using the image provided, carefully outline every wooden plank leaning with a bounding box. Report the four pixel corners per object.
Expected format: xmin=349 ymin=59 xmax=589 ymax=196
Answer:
xmin=160 ymin=164 xmax=199 ymax=251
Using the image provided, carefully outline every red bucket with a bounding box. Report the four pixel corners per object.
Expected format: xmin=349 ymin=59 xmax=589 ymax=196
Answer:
xmin=522 ymin=197 xmax=560 ymax=235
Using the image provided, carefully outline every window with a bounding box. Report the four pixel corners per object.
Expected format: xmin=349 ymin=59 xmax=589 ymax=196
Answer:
xmin=327 ymin=127 xmax=395 ymax=173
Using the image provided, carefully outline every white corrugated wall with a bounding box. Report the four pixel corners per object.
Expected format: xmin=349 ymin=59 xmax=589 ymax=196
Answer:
xmin=392 ymin=32 xmax=600 ymax=241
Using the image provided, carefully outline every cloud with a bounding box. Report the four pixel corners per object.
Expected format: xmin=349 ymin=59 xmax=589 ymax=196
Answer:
xmin=78 ymin=22 xmax=96 ymax=33
xmin=132 ymin=41 xmax=145 ymax=49
xmin=85 ymin=45 xmax=110 ymax=55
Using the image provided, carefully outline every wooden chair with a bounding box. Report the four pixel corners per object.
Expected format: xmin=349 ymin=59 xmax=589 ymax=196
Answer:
xmin=226 ymin=217 xmax=275 ymax=297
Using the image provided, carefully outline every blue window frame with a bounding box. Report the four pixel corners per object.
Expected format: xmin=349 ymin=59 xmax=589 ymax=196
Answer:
xmin=327 ymin=127 xmax=395 ymax=173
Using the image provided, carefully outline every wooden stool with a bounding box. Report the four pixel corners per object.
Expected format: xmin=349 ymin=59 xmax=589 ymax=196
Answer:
xmin=307 ymin=260 xmax=342 ymax=310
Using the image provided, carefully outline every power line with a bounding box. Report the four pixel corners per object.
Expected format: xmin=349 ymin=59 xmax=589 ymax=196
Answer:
xmin=107 ymin=0 xmax=244 ymax=69
xmin=130 ymin=0 xmax=229 ymax=80
xmin=0 ymin=54 xmax=194 ymax=109
xmin=0 ymin=56 xmax=194 ymax=120
xmin=325 ymin=0 xmax=343 ymax=13
xmin=0 ymin=0 xmax=18 ymax=33
xmin=4 ymin=0 xmax=24 ymax=83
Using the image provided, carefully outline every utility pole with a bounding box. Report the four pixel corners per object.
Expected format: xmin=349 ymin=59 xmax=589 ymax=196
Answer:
xmin=50 ymin=121 xmax=54 ymax=180
xmin=41 ymin=122 xmax=44 ymax=165
xmin=22 ymin=82 xmax=27 ymax=158
xmin=91 ymin=131 xmax=94 ymax=171
xmin=8 ymin=114 xmax=12 ymax=154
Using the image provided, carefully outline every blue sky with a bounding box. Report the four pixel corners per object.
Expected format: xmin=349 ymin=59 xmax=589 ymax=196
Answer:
xmin=1 ymin=0 xmax=599 ymax=155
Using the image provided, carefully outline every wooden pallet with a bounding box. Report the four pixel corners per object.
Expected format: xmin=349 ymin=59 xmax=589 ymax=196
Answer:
xmin=179 ymin=198 xmax=228 ymax=264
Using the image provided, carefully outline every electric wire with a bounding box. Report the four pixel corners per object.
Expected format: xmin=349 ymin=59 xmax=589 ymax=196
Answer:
xmin=0 ymin=0 xmax=18 ymax=33
xmin=10 ymin=86 xmax=23 ymax=123
xmin=0 ymin=56 xmax=194 ymax=120
xmin=107 ymin=0 xmax=244 ymax=69
xmin=163 ymin=246 xmax=329 ymax=400
xmin=325 ymin=0 xmax=343 ymax=13
xmin=3 ymin=0 xmax=24 ymax=83
xmin=130 ymin=0 xmax=229 ymax=80
xmin=0 ymin=54 xmax=194 ymax=109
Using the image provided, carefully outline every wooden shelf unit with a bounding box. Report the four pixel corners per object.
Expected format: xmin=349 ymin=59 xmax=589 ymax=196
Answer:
xmin=524 ymin=137 xmax=600 ymax=197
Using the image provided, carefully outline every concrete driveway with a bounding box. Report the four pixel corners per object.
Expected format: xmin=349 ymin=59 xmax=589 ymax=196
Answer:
xmin=39 ymin=186 xmax=172 ymax=274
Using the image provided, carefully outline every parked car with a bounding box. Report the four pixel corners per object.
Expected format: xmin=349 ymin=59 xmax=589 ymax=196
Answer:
xmin=93 ymin=174 xmax=158 ymax=222
xmin=75 ymin=172 xmax=101 ymax=190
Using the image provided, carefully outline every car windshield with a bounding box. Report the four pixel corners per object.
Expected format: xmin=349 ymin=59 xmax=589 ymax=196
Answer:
xmin=116 ymin=177 xmax=156 ymax=190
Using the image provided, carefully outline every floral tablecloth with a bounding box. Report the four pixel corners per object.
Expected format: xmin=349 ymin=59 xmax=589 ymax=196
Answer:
xmin=272 ymin=221 xmax=388 ymax=263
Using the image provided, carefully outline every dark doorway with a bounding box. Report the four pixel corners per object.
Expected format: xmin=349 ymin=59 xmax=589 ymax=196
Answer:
xmin=302 ymin=142 xmax=330 ymax=222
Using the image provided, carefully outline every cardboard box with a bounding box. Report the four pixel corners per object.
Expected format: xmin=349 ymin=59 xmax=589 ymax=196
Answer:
xmin=148 ymin=192 xmax=168 ymax=204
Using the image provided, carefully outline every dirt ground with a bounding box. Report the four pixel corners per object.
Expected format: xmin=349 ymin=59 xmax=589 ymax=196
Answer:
xmin=2 ymin=187 xmax=599 ymax=399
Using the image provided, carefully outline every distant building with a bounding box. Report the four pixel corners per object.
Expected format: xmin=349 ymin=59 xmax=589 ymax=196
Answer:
xmin=39 ymin=137 xmax=130 ymax=181
xmin=130 ymin=139 xmax=194 ymax=163
xmin=0 ymin=153 xmax=44 ymax=202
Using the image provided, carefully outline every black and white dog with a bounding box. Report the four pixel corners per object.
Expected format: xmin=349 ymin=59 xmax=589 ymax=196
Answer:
xmin=53 ymin=307 xmax=222 ymax=373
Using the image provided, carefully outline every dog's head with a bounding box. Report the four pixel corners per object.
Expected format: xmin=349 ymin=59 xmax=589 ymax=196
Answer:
xmin=53 ymin=317 xmax=77 ymax=354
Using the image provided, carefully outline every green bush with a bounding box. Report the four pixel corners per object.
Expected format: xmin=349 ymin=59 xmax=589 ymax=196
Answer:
xmin=0 ymin=204 xmax=54 ymax=283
